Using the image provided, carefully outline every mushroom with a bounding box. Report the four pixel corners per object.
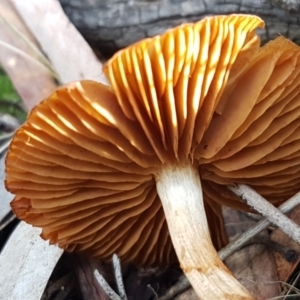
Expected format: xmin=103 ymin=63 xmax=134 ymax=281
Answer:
xmin=5 ymin=14 xmax=300 ymax=299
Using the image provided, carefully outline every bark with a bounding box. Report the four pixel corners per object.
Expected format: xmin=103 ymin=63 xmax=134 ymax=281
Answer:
xmin=59 ymin=0 xmax=300 ymax=57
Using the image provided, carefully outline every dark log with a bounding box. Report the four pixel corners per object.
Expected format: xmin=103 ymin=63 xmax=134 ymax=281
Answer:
xmin=59 ymin=0 xmax=300 ymax=57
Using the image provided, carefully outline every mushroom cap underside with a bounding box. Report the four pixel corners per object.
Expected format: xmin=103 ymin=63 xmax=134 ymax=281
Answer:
xmin=6 ymin=14 xmax=300 ymax=265
xmin=6 ymin=81 xmax=226 ymax=265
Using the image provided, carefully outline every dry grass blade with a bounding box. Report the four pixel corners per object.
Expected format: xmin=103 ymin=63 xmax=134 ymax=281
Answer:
xmin=0 ymin=39 xmax=60 ymax=80
xmin=0 ymin=12 xmax=58 ymax=75
xmin=283 ymin=271 xmax=300 ymax=299
xmin=0 ymin=0 xmax=57 ymax=110
xmin=10 ymin=0 xmax=108 ymax=85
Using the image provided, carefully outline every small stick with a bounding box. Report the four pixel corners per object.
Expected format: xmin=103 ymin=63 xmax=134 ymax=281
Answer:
xmin=112 ymin=254 xmax=128 ymax=300
xmin=220 ymin=188 xmax=300 ymax=260
xmin=158 ymin=275 xmax=189 ymax=300
xmin=228 ymin=184 xmax=300 ymax=245
xmin=94 ymin=269 xmax=121 ymax=300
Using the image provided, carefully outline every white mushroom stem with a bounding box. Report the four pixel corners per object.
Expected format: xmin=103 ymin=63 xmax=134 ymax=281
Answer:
xmin=156 ymin=161 xmax=253 ymax=300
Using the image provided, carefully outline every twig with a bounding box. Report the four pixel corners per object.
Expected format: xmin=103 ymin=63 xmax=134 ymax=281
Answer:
xmin=94 ymin=254 xmax=129 ymax=300
xmin=220 ymin=189 xmax=300 ymax=260
xmin=158 ymin=275 xmax=189 ymax=300
xmin=94 ymin=269 xmax=122 ymax=300
xmin=235 ymin=235 xmax=298 ymax=263
xmin=112 ymin=254 xmax=128 ymax=300
xmin=228 ymin=185 xmax=300 ymax=245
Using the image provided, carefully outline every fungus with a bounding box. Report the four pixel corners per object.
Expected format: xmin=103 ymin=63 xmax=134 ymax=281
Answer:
xmin=6 ymin=14 xmax=300 ymax=299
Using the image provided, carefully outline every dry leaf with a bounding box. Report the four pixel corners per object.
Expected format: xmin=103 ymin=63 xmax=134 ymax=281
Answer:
xmin=0 ymin=0 xmax=57 ymax=110
xmin=11 ymin=0 xmax=108 ymax=85
xmin=0 ymin=222 xmax=63 ymax=300
xmin=271 ymin=205 xmax=300 ymax=282
xmin=223 ymin=208 xmax=281 ymax=299
xmin=226 ymin=244 xmax=280 ymax=300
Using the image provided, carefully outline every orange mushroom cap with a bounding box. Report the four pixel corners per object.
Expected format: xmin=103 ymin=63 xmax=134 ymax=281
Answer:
xmin=6 ymin=14 xmax=300 ymax=265
xmin=5 ymin=80 xmax=225 ymax=264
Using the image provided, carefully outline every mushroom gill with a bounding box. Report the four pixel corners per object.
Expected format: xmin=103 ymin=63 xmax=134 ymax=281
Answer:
xmin=6 ymin=14 xmax=300 ymax=300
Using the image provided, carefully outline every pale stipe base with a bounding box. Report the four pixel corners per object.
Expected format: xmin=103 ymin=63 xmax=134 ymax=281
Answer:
xmin=156 ymin=161 xmax=253 ymax=300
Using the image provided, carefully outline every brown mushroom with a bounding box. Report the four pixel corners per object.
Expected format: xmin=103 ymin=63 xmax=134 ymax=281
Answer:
xmin=6 ymin=14 xmax=300 ymax=299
